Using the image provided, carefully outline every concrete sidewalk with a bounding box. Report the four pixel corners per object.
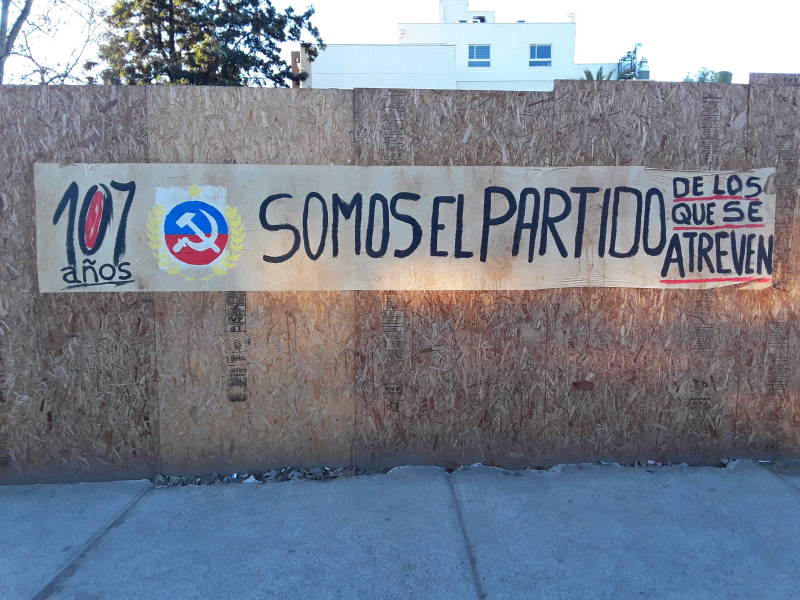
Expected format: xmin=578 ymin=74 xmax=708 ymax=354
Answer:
xmin=3 ymin=462 xmax=800 ymax=600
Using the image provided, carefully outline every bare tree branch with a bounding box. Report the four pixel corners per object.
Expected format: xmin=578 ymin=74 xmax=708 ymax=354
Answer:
xmin=1 ymin=0 xmax=35 ymax=83
xmin=4 ymin=0 xmax=101 ymax=84
xmin=6 ymin=0 xmax=34 ymax=52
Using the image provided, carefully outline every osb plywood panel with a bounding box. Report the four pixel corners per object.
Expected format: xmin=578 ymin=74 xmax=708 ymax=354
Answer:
xmin=147 ymin=87 xmax=357 ymax=473
xmin=352 ymin=88 xmax=568 ymax=468
xmin=551 ymin=81 xmax=749 ymax=170
xmin=353 ymin=289 xmax=694 ymax=467
xmin=750 ymin=73 xmax=800 ymax=87
xmin=552 ymin=81 xmax=753 ymax=464
xmin=155 ymin=292 xmax=354 ymax=473
xmin=747 ymin=74 xmax=800 ymax=290
xmin=0 ymin=86 xmax=157 ymax=483
xmin=732 ymin=307 xmax=800 ymax=457
xmin=351 ymin=82 xmax=775 ymax=468
xmin=147 ymin=87 xmax=354 ymax=165
xmin=354 ymin=88 xmax=553 ymax=167
xmin=3 ymin=81 xmax=797 ymax=481
xmin=736 ymin=74 xmax=800 ymax=456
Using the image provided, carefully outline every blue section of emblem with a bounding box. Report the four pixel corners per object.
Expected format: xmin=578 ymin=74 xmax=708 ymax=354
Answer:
xmin=164 ymin=201 xmax=228 ymax=235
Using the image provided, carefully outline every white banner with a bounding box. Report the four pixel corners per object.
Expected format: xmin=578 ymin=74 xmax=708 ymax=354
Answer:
xmin=34 ymin=164 xmax=776 ymax=292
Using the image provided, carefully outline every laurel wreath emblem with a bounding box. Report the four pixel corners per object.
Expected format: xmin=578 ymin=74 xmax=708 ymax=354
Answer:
xmin=146 ymin=204 xmax=245 ymax=281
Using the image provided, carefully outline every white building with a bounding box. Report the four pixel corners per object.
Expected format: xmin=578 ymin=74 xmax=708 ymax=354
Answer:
xmin=303 ymin=0 xmax=620 ymax=92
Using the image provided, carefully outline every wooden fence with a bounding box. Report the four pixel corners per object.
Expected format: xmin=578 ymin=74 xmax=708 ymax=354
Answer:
xmin=1 ymin=75 xmax=798 ymax=482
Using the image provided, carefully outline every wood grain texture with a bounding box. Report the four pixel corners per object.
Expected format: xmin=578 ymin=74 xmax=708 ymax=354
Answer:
xmin=354 ymin=88 xmax=553 ymax=167
xmin=146 ymin=87 xmax=357 ymax=474
xmin=2 ymin=80 xmax=797 ymax=482
xmin=0 ymin=86 xmax=157 ymax=483
xmin=146 ymin=87 xmax=354 ymax=165
xmin=351 ymin=81 xmax=794 ymax=468
xmin=551 ymin=81 xmax=749 ymax=170
xmin=736 ymin=74 xmax=800 ymax=456
xmin=352 ymin=88 xmax=566 ymax=468
xmin=551 ymin=81 xmax=753 ymax=464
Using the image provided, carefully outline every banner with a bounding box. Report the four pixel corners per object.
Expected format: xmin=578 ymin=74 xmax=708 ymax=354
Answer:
xmin=34 ymin=164 xmax=776 ymax=293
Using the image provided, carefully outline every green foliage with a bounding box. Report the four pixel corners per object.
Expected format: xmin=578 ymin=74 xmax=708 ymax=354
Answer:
xmin=583 ymin=66 xmax=615 ymax=81
xmin=98 ymin=0 xmax=324 ymax=86
xmin=683 ymin=67 xmax=718 ymax=83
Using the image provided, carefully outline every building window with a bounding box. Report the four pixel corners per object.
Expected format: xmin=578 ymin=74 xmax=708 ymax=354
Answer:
xmin=468 ymin=44 xmax=490 ymax=67
xmin=529 ymin=44 xmax=552 ymax=67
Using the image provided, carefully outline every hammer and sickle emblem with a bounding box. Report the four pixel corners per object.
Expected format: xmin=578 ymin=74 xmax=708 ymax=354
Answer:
xmin=171 ymin=209 xmax=221 ymax=253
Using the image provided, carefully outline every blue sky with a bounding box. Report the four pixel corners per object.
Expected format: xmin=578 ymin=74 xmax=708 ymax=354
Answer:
xmin=307 ymin=0 xmax=799 ymax=83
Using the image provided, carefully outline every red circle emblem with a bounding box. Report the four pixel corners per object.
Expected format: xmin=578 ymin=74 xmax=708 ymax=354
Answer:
xmin=84 ymin=190 xmax=105 ymax=250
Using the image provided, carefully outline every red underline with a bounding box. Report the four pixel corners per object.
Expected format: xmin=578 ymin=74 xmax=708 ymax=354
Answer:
xmin=660 ymin=276 xmax=772 ymax=284
xmin=673 ymin=224 xmax=766 ymax=230
xmin=672 ymin=195 xmax=761 ymax=202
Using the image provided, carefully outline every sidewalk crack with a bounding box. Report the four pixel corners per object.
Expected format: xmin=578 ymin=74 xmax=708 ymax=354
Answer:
xmin=31 ymin=483 xmax=153 ymax=600
xmin=446 ymin=474 xmax=488 ymax=600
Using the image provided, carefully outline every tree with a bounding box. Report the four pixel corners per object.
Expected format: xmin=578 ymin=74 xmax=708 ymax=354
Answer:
xmin=0 ymin=0 xmax=35 ymax=84
xmin=99 ymin=0 xmax=324 ymax=86
xmin=683 ymin=67 xmax=718 ymax=83
xmin=12 ymin=0 xmax=101 ymax=84
xmin=583 ymin=66 xmax=615 ymax=81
